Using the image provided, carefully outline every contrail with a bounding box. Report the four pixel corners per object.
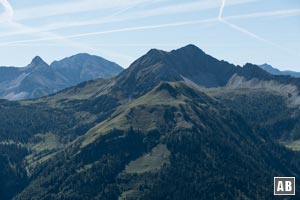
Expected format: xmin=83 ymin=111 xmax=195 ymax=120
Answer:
xmin=219 ymin=0 xmax=272 ymax=43
xmin=0 ymin=0 xmax=251 ymax=39
xmin=0 ymin=0 xmax=154 ymax=38
xmin=218 ymin=0 xmax=298 ymax=57
xmin=220 ymin=19 xmax=286 ymax=50
xmin=0 ymin=0 xmax=127 ymax=56
xmin=0 ymin=7 xmax=299 ymax=39
xmin=0 ymin=0 xmax=155 ymax=63
xmin=218 ymin=0 xmax=226 ymax=20
xmin=225 ymin=9 xmax=300 ymax=20
xmin=0 ymin=0 xmax=91 ymax=50
xmin=0 ymin=0 xmax=14 ymax=22
xmin=0 ymin=18 xmax=217 ymax=45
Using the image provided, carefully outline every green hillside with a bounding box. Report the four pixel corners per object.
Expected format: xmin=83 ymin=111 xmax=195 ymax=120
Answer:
xmin=12 ymin=82 xmax=300 ymax=200
xmin=2 ymin=45 xmax=300 ymax=199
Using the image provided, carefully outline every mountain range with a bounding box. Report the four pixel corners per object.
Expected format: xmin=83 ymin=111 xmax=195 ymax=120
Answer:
xmin=1 ymin=44 xmax=300 ymax=199
xmin=259 ymin=63 xmax=300 ymax=77
xmin=0 ymin=53 xmax=123 ymax=100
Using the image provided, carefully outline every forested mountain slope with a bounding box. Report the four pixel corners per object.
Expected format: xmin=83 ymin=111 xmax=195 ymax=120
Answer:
xmin=1 ymin=45 xmax=300 ymax=199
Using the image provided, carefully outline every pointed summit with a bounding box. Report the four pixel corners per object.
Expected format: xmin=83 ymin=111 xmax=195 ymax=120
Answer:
xmin=259 ymin=63 xmax=283 ymax=75
xmin=181 ymin=44 xmax=204 ymax=51
xmin=173 ymin=44 xmax=206 ymax=55
xmin=258 ymin=63 xmax=300 ymax=77
xmin=115 ymin=44 xmax=237 ymax=98
xmin=29 ymin=56 xmax=49 ymax=68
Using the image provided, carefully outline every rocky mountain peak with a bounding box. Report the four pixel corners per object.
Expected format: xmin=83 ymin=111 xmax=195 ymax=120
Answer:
xmin=29 ymin=56 xmax=49 ymax=68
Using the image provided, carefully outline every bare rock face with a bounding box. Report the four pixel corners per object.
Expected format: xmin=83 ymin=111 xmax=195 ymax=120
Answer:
xmin=0 ymin=54 xmax=123 ymax=100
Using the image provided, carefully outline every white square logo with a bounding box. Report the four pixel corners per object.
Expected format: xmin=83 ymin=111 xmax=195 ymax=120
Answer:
xmin=274 ymin=177 xmax=295 ymax=195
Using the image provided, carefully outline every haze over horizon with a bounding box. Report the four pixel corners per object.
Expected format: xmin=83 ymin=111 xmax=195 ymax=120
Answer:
xmin=0 ymin=0 xmax=299 ymax=70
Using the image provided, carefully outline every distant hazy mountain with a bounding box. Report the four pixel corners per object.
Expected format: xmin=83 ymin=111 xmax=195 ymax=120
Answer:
xmin=51 ymin=53 xmax=122 ymax=85
xmin=0 ymin=54 xmax=123 ymax=100
xmin=259 ymin=63 xmax=300 ymax=77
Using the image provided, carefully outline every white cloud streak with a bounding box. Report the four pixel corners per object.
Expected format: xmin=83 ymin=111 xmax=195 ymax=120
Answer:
xmin=0 ymin=0 xmax=151 ymax=57
xmin=220 ymin=19 xmax=283 ymax=48
xmin=0 ymin=0 xmax=13 ymax=22
xmin=0 ymin=43 xmax=183 ymax=47
xmin=0 ymin=0 xmax=299 ymax=61
xmin=0 ymin=7 xmax=299 ymax=40
xmin=0 ymin=4 xmax=142 ymax=38
xmin=224 ymin=8 xmax=300 ymax=20
xmin=0 ymin=0 xmax=161 ymax=64
xmin=13 ymin=0 xmax=159 ymax=22
xmin=218 ymin=0 xmax=298 ymax=57
xmin=0 ymin=2 xmax=96 ymax=52
xmin=218 ymin=0 xmax=226 ymax=20
xmin=0 ymin=18 xmax=218 ymax=46
xmin=0 ymin=0 xmax=259 ymax=39
xmin=130 ymin=0 xmax=256 ymax=20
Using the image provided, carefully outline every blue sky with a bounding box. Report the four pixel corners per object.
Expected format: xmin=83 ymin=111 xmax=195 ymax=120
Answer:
xmin=0 ymin=0 xmax=299 ymax=70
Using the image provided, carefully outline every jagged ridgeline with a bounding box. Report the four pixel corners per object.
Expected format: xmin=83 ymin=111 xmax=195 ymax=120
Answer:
xmin=0 ymin=54 xmax=123 ymax=100
xmin=1 ymin=45 xmax=300 ymax=200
